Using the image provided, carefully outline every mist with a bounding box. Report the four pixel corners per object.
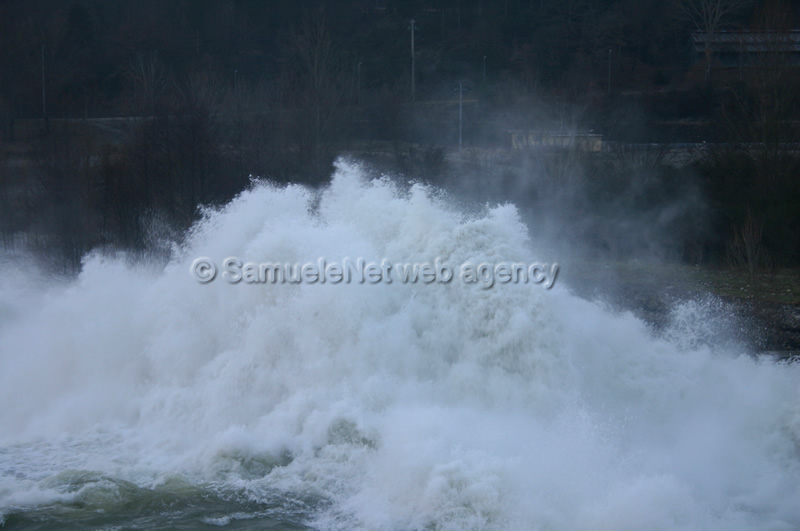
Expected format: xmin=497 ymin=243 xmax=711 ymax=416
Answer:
xmin=2 ymin=1 xmax=800 ymax=529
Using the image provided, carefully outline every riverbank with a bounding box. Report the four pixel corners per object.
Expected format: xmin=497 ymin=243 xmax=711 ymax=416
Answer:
xmin=562 ymin=262 xmax=800 ymax=358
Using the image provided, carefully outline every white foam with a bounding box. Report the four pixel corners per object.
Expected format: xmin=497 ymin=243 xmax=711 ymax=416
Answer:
xmin=1 ymin=159 xmax=798 ymax=529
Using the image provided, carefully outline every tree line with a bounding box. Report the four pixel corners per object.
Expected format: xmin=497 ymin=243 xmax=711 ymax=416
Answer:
xmin=0 ymin=0 xmax=798 ymax=272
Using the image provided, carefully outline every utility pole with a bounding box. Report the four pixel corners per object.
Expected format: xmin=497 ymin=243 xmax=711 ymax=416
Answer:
xmin=409 ymin=19 xmax=418 ymax=102
xmin=41 ymin=43 xmax=48 ymax=133
xmin=357 ymin=61 xmax=362 ymax=104
xmin=457 ymin=81 xmax=464 ymax=151
xmin=607 ymin=49 xmax=612 ymax=94
xmin=234 ymin=69 xmax=239 ymax=124
xmin=41 ymin=44 xmax=46 ymax=118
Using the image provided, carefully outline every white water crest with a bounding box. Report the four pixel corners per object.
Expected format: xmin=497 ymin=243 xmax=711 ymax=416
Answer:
xmin=1 ymin=160 xmax=799 ymax=529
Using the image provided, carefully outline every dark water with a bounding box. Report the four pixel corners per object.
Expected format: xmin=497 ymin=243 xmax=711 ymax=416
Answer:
xmin=2 ymin=471 xmax=314 ymax=529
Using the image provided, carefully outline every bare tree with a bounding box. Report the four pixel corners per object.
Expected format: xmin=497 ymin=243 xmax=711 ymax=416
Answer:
xmin=126 ymin=51 xmax=170 ymax=116
xmin=718 ymin=0 xmax=798 ymax=188
xmin=727 ymin=209 xmax=766 ymax=279
xmin=285 ymin=9 xmax=351 ymax=181
xmin=29 ymin=129 xmax=99 ymax=273
xmin=678 ymin=0 xmax=752 ymax=81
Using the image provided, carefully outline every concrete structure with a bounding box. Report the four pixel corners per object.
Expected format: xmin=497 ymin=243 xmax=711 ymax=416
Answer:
xmin=510 ymin=130 xmax=603 ymax=152
xmin=692 ymin=30 xmax=800 ymax=68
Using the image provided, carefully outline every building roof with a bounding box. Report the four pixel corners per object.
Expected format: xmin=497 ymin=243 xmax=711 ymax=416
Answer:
xmin=692 ymin=30 xmax=800 ymax=54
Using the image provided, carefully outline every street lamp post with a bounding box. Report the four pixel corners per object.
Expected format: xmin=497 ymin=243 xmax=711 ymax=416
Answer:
xmin=409 ymin=19 xmax=418 ymax=102
xmin=357 ymin=61 xmax=362 ymax=104
xmin=41 ymin=44 xmax=46 ymax=118
xmin=457 ymin=81 xmax=464 ymax=151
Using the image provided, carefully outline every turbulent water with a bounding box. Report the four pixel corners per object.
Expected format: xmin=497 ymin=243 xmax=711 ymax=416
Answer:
xmin=1 ymin=160 xmax=799 ymax=530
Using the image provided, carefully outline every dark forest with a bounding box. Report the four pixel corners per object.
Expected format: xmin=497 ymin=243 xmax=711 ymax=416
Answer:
xmin=1 ymin=0 xmax=799 ymax=274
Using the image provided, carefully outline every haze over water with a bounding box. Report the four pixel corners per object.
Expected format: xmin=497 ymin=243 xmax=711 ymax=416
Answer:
xmin=1 ymin=161 xmax=799 ymax=529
